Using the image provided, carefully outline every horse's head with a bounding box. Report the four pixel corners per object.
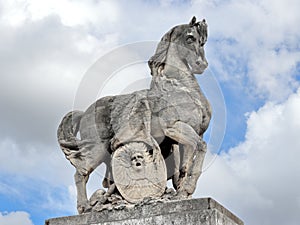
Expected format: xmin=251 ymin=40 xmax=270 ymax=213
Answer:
xmin=149 ymin=16 xmax=208 ymax=75
xmin=179 ymin=17 xmax=208 ymax=74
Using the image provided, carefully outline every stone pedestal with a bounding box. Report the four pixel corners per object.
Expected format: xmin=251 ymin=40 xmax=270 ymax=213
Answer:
xmin=45 ymin=198 xmax=243 ymax=225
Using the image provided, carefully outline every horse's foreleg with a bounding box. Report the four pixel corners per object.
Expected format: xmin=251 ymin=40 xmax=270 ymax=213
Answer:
xmin=184 ymin=138 xmax=207 ymax=194
xmin=74 ymin=170 xmax=91 ymax=214
xmin=164 ymin=121 xmax=200 ymax=197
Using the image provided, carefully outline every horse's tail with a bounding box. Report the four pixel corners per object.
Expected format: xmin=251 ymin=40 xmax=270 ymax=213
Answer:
xmin=57 ymin=111 xmax=84 ymax=166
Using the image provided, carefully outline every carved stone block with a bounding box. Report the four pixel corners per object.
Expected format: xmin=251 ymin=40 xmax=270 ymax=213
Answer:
xmin=45 ymin=198 xmax=244 ymax=225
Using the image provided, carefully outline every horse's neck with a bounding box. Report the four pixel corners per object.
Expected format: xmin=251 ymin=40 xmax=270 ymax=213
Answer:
xmin=150 ymin=71 xmax=203 ymax=102
xmin=151 ymin=47 xmax=202 ymax=94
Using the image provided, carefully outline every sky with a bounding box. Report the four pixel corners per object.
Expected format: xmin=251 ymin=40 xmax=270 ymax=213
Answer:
xmin=0 ymin=0 xmax=300 ymax=224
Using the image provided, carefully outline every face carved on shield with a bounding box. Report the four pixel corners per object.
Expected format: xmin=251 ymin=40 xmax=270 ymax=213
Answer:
xmin=131 ymin=152 xmax=145 ymax=169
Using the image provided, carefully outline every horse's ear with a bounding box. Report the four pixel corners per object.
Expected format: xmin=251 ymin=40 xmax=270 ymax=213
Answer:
xmin=189 ymin=16 xmax=197 ymax=26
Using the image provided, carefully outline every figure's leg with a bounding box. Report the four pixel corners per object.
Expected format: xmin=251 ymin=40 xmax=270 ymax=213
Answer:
xmin=102 ymin=161 xmax=113 ymax=189
xmin=171 ymin=144 xmax=180 ymax=190
xmin=164 ymin=121 xmax=204 ymax=197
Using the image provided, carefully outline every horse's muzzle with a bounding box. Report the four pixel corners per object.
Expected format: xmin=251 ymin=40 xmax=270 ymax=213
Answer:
xmin=193 ymin=59 xmax=208 ymax=74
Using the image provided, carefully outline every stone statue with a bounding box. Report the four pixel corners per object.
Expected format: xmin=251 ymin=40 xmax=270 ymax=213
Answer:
xmin=57 ymin=16 xmax=211 ymax=214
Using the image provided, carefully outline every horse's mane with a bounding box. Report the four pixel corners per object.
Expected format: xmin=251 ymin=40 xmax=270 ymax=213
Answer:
xmin=148 ymin=25 xmax=183 ymax=76
xmin=148 ymin=19 xmax=207 ymax=76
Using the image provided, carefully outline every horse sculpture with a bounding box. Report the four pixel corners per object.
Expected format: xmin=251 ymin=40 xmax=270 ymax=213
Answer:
xmin=57 ymin=16 xmax=211 ymax=214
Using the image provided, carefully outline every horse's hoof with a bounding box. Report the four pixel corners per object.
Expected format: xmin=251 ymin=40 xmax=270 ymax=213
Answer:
xmin=77 ymin=203 xmax=91 ymax=214
xmin=174 ymin=191 xmax=189 ymax=200
xmin=77 ymin=206 xmax=85 ymax=214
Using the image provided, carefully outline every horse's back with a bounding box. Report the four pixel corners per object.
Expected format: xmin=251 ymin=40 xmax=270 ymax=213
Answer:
xmin=80 ymin=95 xmax=115 ymax=141
xmin=79 ymin=90 xmax=150 ymax=142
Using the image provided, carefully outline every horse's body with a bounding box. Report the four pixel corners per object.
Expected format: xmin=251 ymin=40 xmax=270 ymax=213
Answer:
xmin=58 ymin=17 xmax=211 ymax=214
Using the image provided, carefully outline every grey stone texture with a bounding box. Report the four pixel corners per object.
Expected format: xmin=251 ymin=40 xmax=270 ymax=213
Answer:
xmin=45 ymin=198 xmax=244 ymax=225
xmin=57 ymin=16 xmax=212 ymax=214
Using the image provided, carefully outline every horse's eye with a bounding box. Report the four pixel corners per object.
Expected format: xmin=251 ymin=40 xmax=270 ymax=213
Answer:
xmin=186 ymin=36 xmax=196 ymax=44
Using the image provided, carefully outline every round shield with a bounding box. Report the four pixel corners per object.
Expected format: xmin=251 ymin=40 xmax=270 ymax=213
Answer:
xmin=112 ymin=142 xmax=167 ymax=203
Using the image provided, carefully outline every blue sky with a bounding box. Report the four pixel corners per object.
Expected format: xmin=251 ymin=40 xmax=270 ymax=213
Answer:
xmin=0 ymin=1 xmax=300 ymax=225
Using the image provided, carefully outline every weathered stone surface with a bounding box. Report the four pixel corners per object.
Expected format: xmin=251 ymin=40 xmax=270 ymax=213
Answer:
xmin=112 ymin=142 xmax=167 ymax=203
xmin=45 ymin=198 xmax=243 ymax=225
xmin=57 ymin=16 xmax=212 ymax=214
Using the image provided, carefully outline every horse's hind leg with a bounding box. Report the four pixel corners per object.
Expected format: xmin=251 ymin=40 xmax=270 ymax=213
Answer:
xmin=74 ymin=141 xmax=110 ymax=214
xmin=74 ymin=170 xmax=91 ymax=214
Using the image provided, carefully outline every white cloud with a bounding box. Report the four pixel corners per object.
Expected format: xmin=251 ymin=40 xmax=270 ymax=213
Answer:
xmin=248 ymin=48 xmax=300 ymax=100
xmin=0 ymin=211 xmax=33 ymax=225
xmin=2 ymin=0 xmax=299 ymax=103
xmin=98 ymin=62 xmax=151 ymax=97
xmin=198 ymin=87 xmax=300 ymax=225
xmin=197 ymin=0 xmax=300 ymax=101
xmin=0 ymin=139 xmax=74 ymax=186
xmin=0 ymin=0 xmax=300 ymax=224
xmin=0 ymin=5 xmax=119 ymax=147
xmin=0 ymin=0 xmax=120 ymax=28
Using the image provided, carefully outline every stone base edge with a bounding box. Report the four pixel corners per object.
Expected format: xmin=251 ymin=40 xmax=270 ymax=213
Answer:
xmin=45 ymin=198 xmax=244 ymax=225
